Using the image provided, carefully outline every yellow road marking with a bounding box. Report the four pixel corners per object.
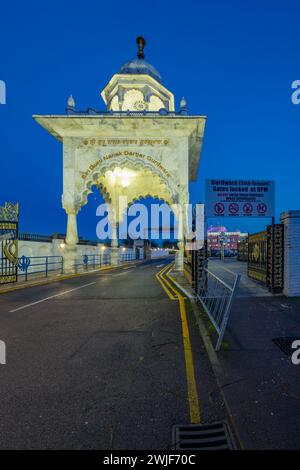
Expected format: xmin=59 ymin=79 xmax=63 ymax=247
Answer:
xmin=156 ymin=264 xmax=177 ymax=300
xmin=159 ymin=266 xmax=182 ymax=300
xmin=164 ymin=266 xmax=187 ymax=300
xmin=178 ymin=295 xmax=201 ymax=423
xmin=157 ymin=263 xmax=201 ymax=424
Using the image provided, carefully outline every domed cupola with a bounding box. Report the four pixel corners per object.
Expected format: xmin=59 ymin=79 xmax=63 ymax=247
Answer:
xmin=119 ymin=37 xmax=162 ymax=83
xmin=101 ymin=37 xmax=174 ymax=112
xmin=119 ymin=57 xmax=162 ymax=83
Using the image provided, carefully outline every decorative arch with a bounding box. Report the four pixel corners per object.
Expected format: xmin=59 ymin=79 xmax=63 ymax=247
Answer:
xmin=79 ymin=154 xmax=179 ymax=209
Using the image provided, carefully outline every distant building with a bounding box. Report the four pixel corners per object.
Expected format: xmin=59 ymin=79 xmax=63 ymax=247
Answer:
xmin=207 ymin=225 xmax=248 ymax=254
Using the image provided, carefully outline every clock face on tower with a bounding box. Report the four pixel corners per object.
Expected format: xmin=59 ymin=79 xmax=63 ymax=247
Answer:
xmin=133 ymin=100 xmax=146 ymax=111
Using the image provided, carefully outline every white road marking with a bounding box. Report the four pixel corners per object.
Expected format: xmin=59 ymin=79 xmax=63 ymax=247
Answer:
xmin=156 ymin=264 xmax=164 ymax=268
xmin=9 ymin=282 xmax=96 ymax=313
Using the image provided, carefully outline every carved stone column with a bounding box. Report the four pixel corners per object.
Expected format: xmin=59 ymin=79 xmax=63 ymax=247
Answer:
xmin=61 ymin=138 xmax=82 ymax=273
xmin=66 ymin=211 xmax=79 ymax=245
xmin=108 ymin=208 xmax=119 ymax=266
xmin=174 ymin=202 xmax=184 ymax=272
xmin=174 ymin=188 xmax=189 ymax=272
xmin=63 ymin=210 xmax=79 ymax=273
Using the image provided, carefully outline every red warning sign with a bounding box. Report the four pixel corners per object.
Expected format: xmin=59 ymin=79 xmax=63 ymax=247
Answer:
xmin=257 ymin=203 xmax=267 ymax=214
xmin=214 ymin=202 xmax=225 ymax=214
xmin=243 ymin=203 xmax=253 ymax=214
xmin=229 ymin=203 xmax=239 ymax=214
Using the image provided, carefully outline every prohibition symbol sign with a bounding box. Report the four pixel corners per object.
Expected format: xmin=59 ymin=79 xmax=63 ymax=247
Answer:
xmin=214 ymin=203 xmax=224 ymax=214
xmin=243 ymin=203 xmax=253 ymax=214
xmin=257 ymin=203 xmax=267 ymax=214
xmin=229 ymin=203 xmax=239 ymax=214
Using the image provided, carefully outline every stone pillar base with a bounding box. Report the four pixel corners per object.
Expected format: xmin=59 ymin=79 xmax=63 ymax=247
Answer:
xmin=174 ymin=249 xmax=184 ymax=271
xmin=110 ymin=247 xmax=119 ymax=266
xmin=63 ymin=244 xmax=78 ymax=273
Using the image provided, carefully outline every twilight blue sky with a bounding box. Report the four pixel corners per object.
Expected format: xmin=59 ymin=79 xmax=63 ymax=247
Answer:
xmin=0 ymin=0 xmax=299 ymax=240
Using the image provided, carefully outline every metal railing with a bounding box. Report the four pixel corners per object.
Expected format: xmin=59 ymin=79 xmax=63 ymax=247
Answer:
xmin=15 ymin=250 xmax=138 ymax=281
xmin=66 ymin=108 xmax=187 ymax=117
xmin=119 ymin=252 xmax=137 ymax=263
xmin=197 ymin=267 xmax=240 ymax=351
xmin=17 ymin=255 xmax=63 ymax=281
xmin=19 ymin=233 xmax=52 ymax=242
xmin=81 ymin=254 xmax=111 ymax=270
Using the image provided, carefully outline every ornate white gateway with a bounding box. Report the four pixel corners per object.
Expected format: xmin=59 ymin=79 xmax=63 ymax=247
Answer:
xmin=33 ymin=37 xmax=206 ymax=271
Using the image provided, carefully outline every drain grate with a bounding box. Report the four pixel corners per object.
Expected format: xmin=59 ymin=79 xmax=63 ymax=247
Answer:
xmin=172 ymin=421 xmax=236 ymax=450
xmin=272 ymin=337 xmax=299 ymax=357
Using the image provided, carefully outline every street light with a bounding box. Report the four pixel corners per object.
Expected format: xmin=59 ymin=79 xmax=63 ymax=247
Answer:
xmin=108 ymin=168 xmax=135 ymax=188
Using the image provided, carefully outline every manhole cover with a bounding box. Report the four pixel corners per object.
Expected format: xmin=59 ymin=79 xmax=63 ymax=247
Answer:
xmin=172 ymin=421 xmax=236 ymax=450
xmin=272 ymin=337 xmax=299 ymax=356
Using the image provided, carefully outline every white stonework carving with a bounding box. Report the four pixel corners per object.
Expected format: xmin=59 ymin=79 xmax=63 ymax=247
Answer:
xmin=33 ymin=55 xmax=206 ymax=272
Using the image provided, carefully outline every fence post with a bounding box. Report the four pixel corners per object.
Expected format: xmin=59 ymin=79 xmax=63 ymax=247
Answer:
xmin=45 ymin=256 xmax=48 ymax=277
xmin=195 ymin=240 xmax=207 ymax=294
xmin=61 ymin=256 xmax=64 ymax=274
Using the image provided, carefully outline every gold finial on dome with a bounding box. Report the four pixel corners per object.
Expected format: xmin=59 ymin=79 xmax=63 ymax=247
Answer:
xmin=136 ymin=36 xmax=146 ymax=59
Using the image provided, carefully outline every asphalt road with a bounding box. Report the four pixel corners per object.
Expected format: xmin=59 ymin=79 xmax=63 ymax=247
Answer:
xmin=0 ymin=259 xmax=225 ymax=450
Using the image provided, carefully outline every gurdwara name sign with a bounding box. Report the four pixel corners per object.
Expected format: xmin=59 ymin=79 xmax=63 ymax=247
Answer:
xmin=205 ymin=179 xmax=275 ymax=217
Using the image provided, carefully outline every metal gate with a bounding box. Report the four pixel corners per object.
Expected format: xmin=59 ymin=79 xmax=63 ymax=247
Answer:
xmin=0 ymin=202 xmax=18 ymax=284
xmin=248 ymin=224 xmax=284 ymax=292
xmin=248 ymin=230 xmax=268 ymax=283
xmin=267 ymin=223 xmax=284 ymax=293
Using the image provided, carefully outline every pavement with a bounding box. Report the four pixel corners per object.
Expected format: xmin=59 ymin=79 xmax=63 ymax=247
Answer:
xmin=206 ymin=259 xmax=300 ymax=449
xmin=0 ymin=259 xmax=226 ymax=450
xmin=208 ymin=258 xmax=272 ymax=297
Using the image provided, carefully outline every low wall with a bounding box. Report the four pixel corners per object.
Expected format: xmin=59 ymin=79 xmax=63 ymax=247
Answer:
xmin=18 ymin=239 xmax=137 ymax=261
xmin=18 ymin=239 xmax=101 ymax=258
xmin=280 ymin=210 xmax=300 ymax=297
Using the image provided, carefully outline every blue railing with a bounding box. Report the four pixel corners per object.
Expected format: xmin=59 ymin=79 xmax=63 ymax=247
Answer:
xmin=66 ymin=108 xmax=188 ymax=117
xmin=17 ymin=256 xmax=63 ymax=281
xmin=16 ymin=251 xmax=138 ymax=282
xmin=76 ymin=252 xmax=137 ymax=271
xmin=119 ymin=252 xmax=137 ymax=263
xmin=81 ymin=254 xmax=111 ymax=270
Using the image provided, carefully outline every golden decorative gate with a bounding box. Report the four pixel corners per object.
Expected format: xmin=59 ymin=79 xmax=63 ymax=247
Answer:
xmin=248 ymin=224 xmax=284 ymax=293
xmin=248 ymin=230 xmax=268 ymax=283
xmin=0 ymin=202 xmax=18 ymax=284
